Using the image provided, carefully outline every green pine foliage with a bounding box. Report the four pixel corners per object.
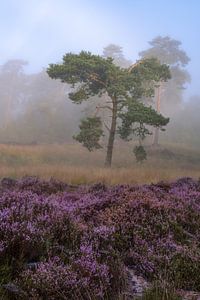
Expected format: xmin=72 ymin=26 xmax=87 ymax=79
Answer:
xmin=118 ymin=100 xmax=169 ymax=140
xmin=73 ymin=117 xmax=103 ymax=151
xmin=133 ymin=145 xmax=147 ymax=163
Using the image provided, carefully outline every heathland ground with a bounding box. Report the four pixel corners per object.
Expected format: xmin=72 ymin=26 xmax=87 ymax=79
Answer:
xmin=0 ymin=141 xmax=199 ymax=184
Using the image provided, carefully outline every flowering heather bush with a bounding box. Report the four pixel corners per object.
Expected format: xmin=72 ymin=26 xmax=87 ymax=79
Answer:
xmin=0 ymin=191 xmax=82 ymax=259
xmin=97 ymin=178 xmax=200 ymax=289
xmin=1 ymin=176 xmax=200 ymax=299
xmin=18 ymin=248 xmax=111 ymax=300
xmin=0 ymin=176 xmax=68 ymax=195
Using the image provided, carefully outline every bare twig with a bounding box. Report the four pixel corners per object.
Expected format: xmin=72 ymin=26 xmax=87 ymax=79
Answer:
xmin=128 ymin=59 xmax=144 ymax=72
xmin=103 ymin=121 xmax=111 ymax=132
xmin=96 ymin=105 xmax=112 ymax=111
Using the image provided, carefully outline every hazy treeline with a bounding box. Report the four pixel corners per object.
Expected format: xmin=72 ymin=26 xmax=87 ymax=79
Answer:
xmin=0 ymin=60 xmax=83 ymax=144
xmin=0 ymin=36 xmax=200 ymax=149
xmin=163 ymin=94 xmax=200 ymax=148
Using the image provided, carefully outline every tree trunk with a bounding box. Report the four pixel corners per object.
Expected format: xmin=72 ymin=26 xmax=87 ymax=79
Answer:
xmin=153 ymin=127 xmax=159 ymax=147
xmin=104 ymin=98 xmax=117 ymax=167
xmin=152 ymin=85 xmax=161 ymax=147
xmin=4 ymin=92 xmax=12 ymax=130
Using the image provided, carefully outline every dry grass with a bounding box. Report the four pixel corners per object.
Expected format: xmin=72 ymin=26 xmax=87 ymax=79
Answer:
xmin=0 ymin=142 xmax=199 ymax=184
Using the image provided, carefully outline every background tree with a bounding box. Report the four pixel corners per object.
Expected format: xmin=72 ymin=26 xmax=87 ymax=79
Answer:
xmin=21 ymin=70 xmax=81 ymax=143
xmin=0 ymin=64 xmax=82 ymax=144
xmin=103 ymin=44 xmax=132 ymax=68
xmin=0 ymin=60 xmax=29 ymax=129
xmin=164 ymin=95 xmax=200 ymax=149
xmin=47 ymin=51 xmax=170 ymax=167
xmin=139 ymin=36 xmax=190 ymax=145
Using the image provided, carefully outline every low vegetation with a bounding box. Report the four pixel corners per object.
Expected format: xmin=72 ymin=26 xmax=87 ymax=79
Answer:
xmin=0 ymin=143 xmax=200 ymax=185
xmin=0 ymin=176 xmax=200 ymax=299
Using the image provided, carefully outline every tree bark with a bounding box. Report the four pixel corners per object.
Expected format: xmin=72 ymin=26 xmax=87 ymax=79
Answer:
xmin=104 ymin=97 xmax=117 ymax=167
xmin=152 ymin=127 xmax=159 ymax=147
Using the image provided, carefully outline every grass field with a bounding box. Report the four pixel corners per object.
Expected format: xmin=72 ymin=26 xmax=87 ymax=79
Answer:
xmin=0 ymin=141 xmax=199 ymax=184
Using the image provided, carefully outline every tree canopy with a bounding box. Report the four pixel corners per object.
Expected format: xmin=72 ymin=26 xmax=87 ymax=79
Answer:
xmin=47 ymin=51 xmax=171 ymax=166
xmin=139 ymin=36 xmax=190 ymax=109
xmin=139 ymin=36 xmax=190 ymax=146
xmin=103 ymin=44 xmax=132 ymax=68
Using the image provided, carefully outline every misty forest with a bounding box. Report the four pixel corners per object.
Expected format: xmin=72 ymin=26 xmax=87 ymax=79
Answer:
xmin=1 ymin=1 xmax=200 ymax=300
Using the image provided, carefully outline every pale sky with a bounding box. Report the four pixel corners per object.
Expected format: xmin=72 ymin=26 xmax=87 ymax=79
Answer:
xmin=1 ymin=0 xmax=200 ymax=98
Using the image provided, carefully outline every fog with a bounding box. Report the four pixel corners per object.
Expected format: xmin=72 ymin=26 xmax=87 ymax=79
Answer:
xmin=2 ymin=3 xmax=200 ymax=298
xmin=0 ymin=0 xmax=200 ymax=151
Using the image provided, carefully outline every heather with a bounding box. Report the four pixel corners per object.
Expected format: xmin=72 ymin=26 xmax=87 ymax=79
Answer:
xmin=1 ymin=177 xmax=200 ymax=299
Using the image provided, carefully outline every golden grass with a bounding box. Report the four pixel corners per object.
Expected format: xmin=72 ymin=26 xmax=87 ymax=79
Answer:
xmin=0 ymin=142 xmax=199 ymax=184
xmin=0 ymin=165 xmax=199 ymax=185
